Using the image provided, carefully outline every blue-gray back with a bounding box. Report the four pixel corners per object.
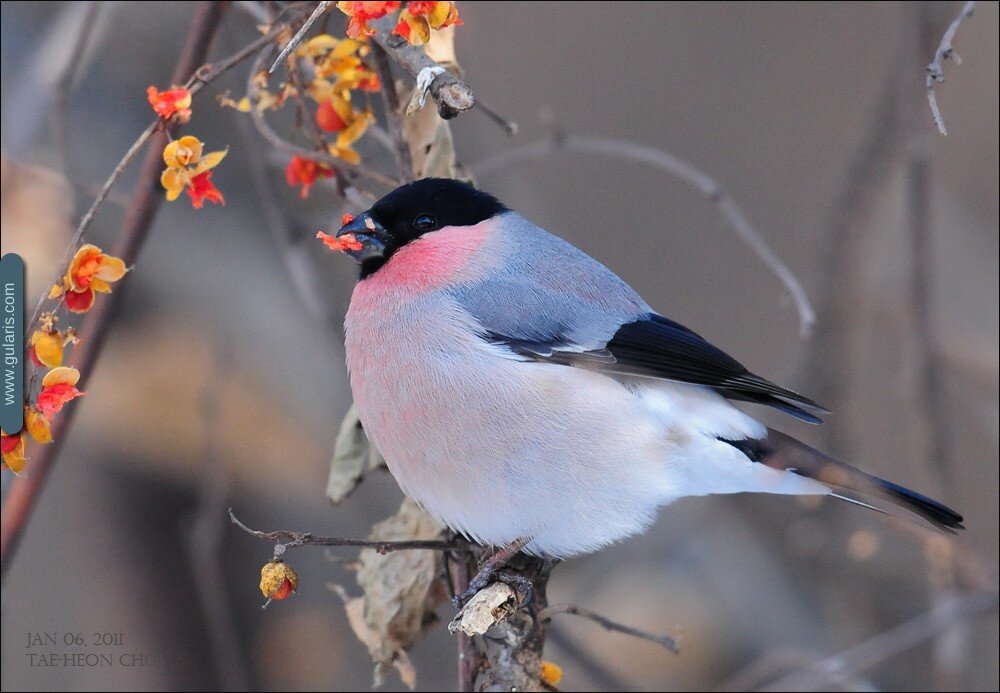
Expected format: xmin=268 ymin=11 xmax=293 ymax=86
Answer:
xmin=445 ymin=212 xmax=651 ymax=354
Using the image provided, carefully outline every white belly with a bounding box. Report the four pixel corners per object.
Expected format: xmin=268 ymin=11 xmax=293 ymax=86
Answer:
xmin=345 ymin=290 xmax=824 ymax=557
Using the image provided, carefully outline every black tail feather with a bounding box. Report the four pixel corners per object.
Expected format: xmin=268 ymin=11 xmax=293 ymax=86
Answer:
xmin=720 ymin=429 xmax=965 ymax=533
xmin=875 ymin=477 xmax=964 ymax=531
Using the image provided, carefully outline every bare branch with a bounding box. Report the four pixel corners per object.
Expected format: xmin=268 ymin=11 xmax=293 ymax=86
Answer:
xmin=804 ymin=73 xmax=903 ymax=454
xmin=184 ymin=344 xmax=252 ymax=691
xmin=227 ymin=508 xmax=462 ymax=554
xmin=758 ymin=590 xmax=998 ymax=691
xmin=540 ymin=602 xmax=680 ymax=654
xmin=23 ymin=121 xmax=158 ymax=342
xmin=269 ymin=0 xmax=332 ymax=73
xmin=247 ymin=44 xmax=402 ymax=188
xmin=2 ymin=1 xmax=231 ymax=581
xmin=371 ymin=43 xmax=415 ymax=181
xmin=51 ymin=1 xmax=102 ymax=177
xmin=369 ymin=16 xmax=475 ymax=119
xmin=473 ymin=135 xmax=816 ymax=337
xmin=23 ymin=20 xmax=291 ymax=344
xmin=546 ymin=627 xmax=637 ymax=692
xmin=925 ymin=1 xmax=976 ymax=135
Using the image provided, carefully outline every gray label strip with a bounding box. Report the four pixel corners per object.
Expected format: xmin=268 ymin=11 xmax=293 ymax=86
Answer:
xmin=0 ymin=254 xmax=25 ymax=434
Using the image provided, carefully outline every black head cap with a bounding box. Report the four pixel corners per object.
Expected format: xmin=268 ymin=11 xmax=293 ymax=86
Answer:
xmin=357 ymin=178 xmax=507 ymax=277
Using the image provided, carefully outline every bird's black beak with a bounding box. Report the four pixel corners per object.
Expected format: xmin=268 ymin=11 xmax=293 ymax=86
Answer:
xmin=337 ymin=211 xmax=388 ymax=262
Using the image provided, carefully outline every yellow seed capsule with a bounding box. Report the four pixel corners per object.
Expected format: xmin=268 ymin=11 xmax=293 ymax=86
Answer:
xmin=540 ymin=660 xmax=563 ymax=687
xmin=25 ymin=407 xmax=52 ymax=444
xmin=30 ymin=329 xmax=64 ymax=368
xmin=260 ymin=561 xmax=298 ymax=600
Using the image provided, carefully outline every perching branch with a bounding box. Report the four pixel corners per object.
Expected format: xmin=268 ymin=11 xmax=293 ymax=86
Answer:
xmin=369 ymin=15 xmax=475 ymax=119
xmin=228 ymin=508 xmax=462 ymax=555
xmin=473 ymin=134 xmax=817 ymax=337
xmin=925 ymin=1 xmax=976 ymax=135
xmin=540 ymin=603 xmax=680 ymax=654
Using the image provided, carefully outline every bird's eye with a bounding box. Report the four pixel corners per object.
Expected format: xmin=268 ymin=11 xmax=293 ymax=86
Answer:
xmin=413 ymin=214 xmax=437 ymax=231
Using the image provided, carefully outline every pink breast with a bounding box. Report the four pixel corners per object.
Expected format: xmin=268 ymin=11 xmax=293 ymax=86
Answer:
xmin=345 ymin=219 xmax=495 ymax=398
xmin=356 ymin=219 xmax=494 ymax=296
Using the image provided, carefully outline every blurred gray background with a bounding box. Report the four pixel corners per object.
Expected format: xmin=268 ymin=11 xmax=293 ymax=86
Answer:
xmin=2 ymin=2 xmax=997 ymax=691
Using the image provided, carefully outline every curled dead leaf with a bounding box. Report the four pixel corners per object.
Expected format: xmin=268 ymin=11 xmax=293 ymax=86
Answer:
xmin=326 ymin=403 xmax=386 ymax=505
xmin=335 ymin=498 xmax=445 ymax=689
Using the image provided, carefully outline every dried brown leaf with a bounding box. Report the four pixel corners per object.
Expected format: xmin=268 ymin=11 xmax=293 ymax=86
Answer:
xmin=326 ymin=403 xmax=385 ymax=505
xmin=337 ymin=499 xmax=445 ymax=689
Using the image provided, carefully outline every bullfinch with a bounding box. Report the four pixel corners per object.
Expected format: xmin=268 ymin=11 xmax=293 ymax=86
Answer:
xmin=332 ymin=178 xmax=963 ymax=560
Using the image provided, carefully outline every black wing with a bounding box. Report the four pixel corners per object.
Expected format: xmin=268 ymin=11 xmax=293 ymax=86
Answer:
xmin=493 ymin=312 xmax=828 ymax=424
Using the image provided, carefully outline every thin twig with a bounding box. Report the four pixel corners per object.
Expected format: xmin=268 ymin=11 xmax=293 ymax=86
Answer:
xmin=908 ymin=7 xmax=967 ymax=687
xmin=51 ymin=1 xmax=102 ymax=178
xmin=184 ymin=341 xmax=251 ymax=691
xmin=369 ymin=15 xmax=475 ymax=119
xmin=287 ymin=58 xmax=328 ymax=149
xmin=23 ymin=121 xmax=157 ymax=341
xmin=248 ymin=44 xmax=402 ymax=187
xmin=473 ymin=135 xmax=816 ymax=337
xmin=539 ymin=603 xmax=679 ymax=654
xmin=925 ymin=1 xmax=976 ymax=135
xmin=235 ymin=113 xmax=336 ymax=319
xmin=1 ymin=1 xmax=230 ymax=581
xmin=804 ymin=72 xmax=903 ymax=455
xmin=475 ymin=98 xmax=518 ymax=136
xmin=228 ymin=508 xmax=462 ymax=554
xmin=546 ymin=627 xmax=637 ymax=692
xmin=908 ymin=28 xmax=955 ymax=491
xmin=23 ymin=19 xmax=290 ymax=343
xmin=269 ymin=0 xmax=331 ymax=73
xmin=758 ymin=590 xmax=997 ymax=691
xmin=371 ymin=42 xmax=415 ymax=181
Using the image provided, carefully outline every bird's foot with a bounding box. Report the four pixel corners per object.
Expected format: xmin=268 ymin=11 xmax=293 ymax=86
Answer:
xmin=452 ymin=537 xmax=529 ymax=609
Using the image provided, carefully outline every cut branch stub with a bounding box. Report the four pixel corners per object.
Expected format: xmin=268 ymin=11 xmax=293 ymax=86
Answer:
xmin=448 ymin=582 xmax=520 ymax=636
xmin=370 ymin=16 xmax=475 ymax=119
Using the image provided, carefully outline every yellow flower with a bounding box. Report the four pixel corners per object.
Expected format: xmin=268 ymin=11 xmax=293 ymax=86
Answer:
xmin=321 ymin=107 xmax=373 ymax=164
xmin=301 ymin=35 xmax=381 ymax=93
xmin=1 ymin=429 xmax=26 ymax=474
xmin=65 ymin=244 xmax=127 ymax=294
xmin=540 ymin=660 xmax=563 ymax=688
xmin=297 ymin=34 xmax=341 ymax=58
xmin=311 ymin=87 xmax=373 ymax=164
xmin=337 ymin=1 xmax=401 ymax=39
xmin=160 ymin=135 xmax=227 ymax=204
xmin=30 ymin=328 xmax=64 ymax=368
xmin=51 ymin=245 xmax=128 ymax=314
xmin=392 ymin=2 xmax=462 ymax=46
xmin=25 ymin=407 xmax=52 ymax=444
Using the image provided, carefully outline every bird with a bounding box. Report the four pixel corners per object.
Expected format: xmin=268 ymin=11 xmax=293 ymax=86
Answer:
xmin=331 ymin=177 xmax=963 ymax=563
